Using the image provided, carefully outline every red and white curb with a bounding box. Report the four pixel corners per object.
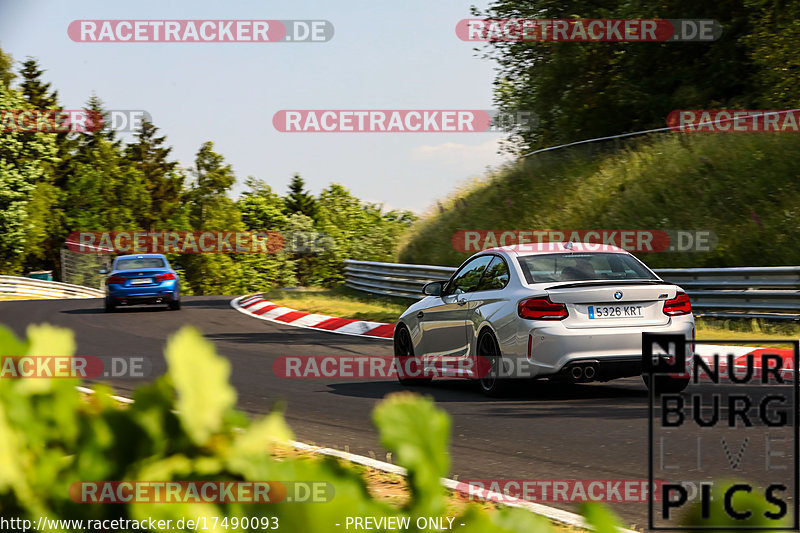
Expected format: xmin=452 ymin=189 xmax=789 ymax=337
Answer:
xmin=231 ymin=295 xmax=795 ymax=378
xmin=231 ymin=294 xmax=395 ymax=340
xmin=694 ymin=345 xmax=795 ymax=380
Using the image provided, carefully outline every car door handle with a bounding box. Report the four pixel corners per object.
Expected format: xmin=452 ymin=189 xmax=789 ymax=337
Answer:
xmin=456 ymin=299 xmax=467 ymax=306
xmin=417 ymin=311 xmax=424 ymax=318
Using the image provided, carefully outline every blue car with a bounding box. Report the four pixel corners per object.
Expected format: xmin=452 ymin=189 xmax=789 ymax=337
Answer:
xmin=103 ymin=254 xmax=180 ymax=312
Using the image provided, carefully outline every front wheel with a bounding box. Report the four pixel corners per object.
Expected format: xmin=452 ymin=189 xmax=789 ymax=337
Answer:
xmin=642 ymin=374 xmax=690 ymax=394
xmin=394 ymin=325 xmax=431 ymax=386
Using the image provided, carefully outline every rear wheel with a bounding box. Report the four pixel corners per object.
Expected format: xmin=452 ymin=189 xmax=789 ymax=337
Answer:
xmin=104 ymin=297 xmax=115 ymax=313
xmin=394 ymin=325 xmax=431 ymax=386
xmin=477 ymin=331 xmax=508 ymax=397
xmin=168 ymin=299 xmax=181 ymax=311
xmin=642 ymin=374 xmax=690 ymax=394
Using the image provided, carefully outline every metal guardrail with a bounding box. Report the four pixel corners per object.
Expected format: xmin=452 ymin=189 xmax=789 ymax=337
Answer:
xmin=0 ymin=276 xmax=105 ymax=300
xmin=344 ymin=261 xmax=456 ymax=300
xmin=344 ymin=261 xmax=800 ymax=320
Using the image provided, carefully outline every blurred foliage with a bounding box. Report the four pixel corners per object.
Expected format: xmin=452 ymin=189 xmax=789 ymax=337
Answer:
xmin=678 ymin=481 xmax=793 ymax=531
xmin=0 ymin=323 xmax=791 ymax=530
xmin=0 ymin=323 xmax=556 ymax=531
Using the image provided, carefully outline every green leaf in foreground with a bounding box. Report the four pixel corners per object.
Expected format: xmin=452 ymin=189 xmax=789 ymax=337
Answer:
xmin=373 ymin=392 xmax=450 ymax=517
xmin=681 ymin=480 xmax=793 ymax=531
xmin=0 ymin=321 xmax=638 ymax=533
xmin=580 ymin=502 xmax=624 ymax=533
xmin=164 ymin=326 xmax=236 ymax=446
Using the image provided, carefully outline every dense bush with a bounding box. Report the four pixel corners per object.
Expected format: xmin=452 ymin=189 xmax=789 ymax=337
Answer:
xmin=399 ymin=132 xmax=800 ymax=269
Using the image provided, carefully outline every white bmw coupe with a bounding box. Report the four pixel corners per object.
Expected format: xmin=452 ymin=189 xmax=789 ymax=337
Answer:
xmin=394 ymin=243 xmax=694 ymax=396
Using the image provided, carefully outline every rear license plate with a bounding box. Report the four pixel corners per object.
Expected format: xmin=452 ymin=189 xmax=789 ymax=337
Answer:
xmin=130 ymin=278 xmax=152 ymax=285
xmin=588 ymin=304 xmax=644 ymax=319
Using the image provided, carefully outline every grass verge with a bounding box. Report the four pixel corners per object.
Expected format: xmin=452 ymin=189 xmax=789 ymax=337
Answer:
xmin=397 ymin=132 xmax=800 ymax=269
xmin=261 ymin=286 xmax=410 ymax=324
xmin=695 ymin=317 xmax=800 ymax=347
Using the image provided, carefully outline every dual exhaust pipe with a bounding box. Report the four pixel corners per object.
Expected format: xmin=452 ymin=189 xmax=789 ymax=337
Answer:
xmin=568 ymin=362 xmax=598 ymax=383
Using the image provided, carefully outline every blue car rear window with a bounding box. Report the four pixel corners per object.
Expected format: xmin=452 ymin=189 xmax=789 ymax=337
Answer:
xmin=116 ymin=258 xmax=165 ymax=270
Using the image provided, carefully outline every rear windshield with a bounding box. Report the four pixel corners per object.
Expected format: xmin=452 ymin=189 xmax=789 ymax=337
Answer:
xmin=115 ymin=258 xmax=165 ymax=270
xmin=516 ymin=253 xmax=657 ymax=284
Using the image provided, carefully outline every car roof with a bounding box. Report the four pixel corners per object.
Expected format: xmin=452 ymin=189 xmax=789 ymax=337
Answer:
xmin=114 ymin=254 xmax=168 ymax=260
xmin=484 ymin=242 xmax=629 ymax=256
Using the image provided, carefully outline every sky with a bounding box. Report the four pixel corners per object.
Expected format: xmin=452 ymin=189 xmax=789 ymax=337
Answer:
xmin=0 ymin=0 xmax=512 ymax=214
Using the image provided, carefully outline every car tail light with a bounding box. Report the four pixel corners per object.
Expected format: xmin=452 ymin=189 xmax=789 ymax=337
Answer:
xmin=107 ymin=275 xmax=125 ymax=284
xmin=663 ymin=291 xmax=692 ymax=316
xmin=518 ymin=297 xmax=568 ymax=320
xmin=155 ymin=272 xmax=176 ymax=281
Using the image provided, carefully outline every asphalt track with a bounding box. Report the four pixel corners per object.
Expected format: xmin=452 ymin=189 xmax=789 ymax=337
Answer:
xmin=1 ymin=296 xmax=795 ymax=529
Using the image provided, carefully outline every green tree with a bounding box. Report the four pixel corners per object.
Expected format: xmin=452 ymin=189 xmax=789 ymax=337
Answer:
xmin=238 ymin=177 xmax=288 ymax=231
xmin=234 ymin=177 xmax=297 ymax=290
xmin=743 ymin=0 xmax=800 ymax=107
xmin=125 ymin=121 xmax=184 ymax=230
xmin=284 ymin=173 xmax=317 ymax=219
xmin=283 ymin=212 xmax=318 ymax=285
xmin=0 ymin=47 xmax=14 ymax=88
xmin=0 ymin=84 xmax=58 ymax=273
xmin=477 ymin=0 xmax=757 ymax=151
xmin=310 ymin=184 xmax=416 ymax=285
xmin=17 ymin=58 xmax=73 ymax=274
xmin=62 ymin=97 xmax=150 ymax=233
xmin=181 ymin=142 xmax=244 ymax=295
xmin=186 ymin=141 xmax=238 ymax=230
xmin=19 ymin=58 xmax=58 ymax=109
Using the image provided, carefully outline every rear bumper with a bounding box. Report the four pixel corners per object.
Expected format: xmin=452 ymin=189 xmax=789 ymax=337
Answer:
xmin=107 ymin=282 xmax=178 ymax=305
xmin=109 ymin=294 xmax=177 ymax=306
xmin=524 ymin=317 xmax=695 ymax=377
xmin=554 ymin=356 xmax=642 ymax=382
xmin=107 ymin=280 xmax=178 ymax=304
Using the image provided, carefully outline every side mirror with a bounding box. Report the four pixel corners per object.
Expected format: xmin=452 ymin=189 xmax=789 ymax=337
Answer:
xmin=422 ymin=281 xmax=443 ymax=296
xmin=98 ymin=268 xmax=108 ymax=275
